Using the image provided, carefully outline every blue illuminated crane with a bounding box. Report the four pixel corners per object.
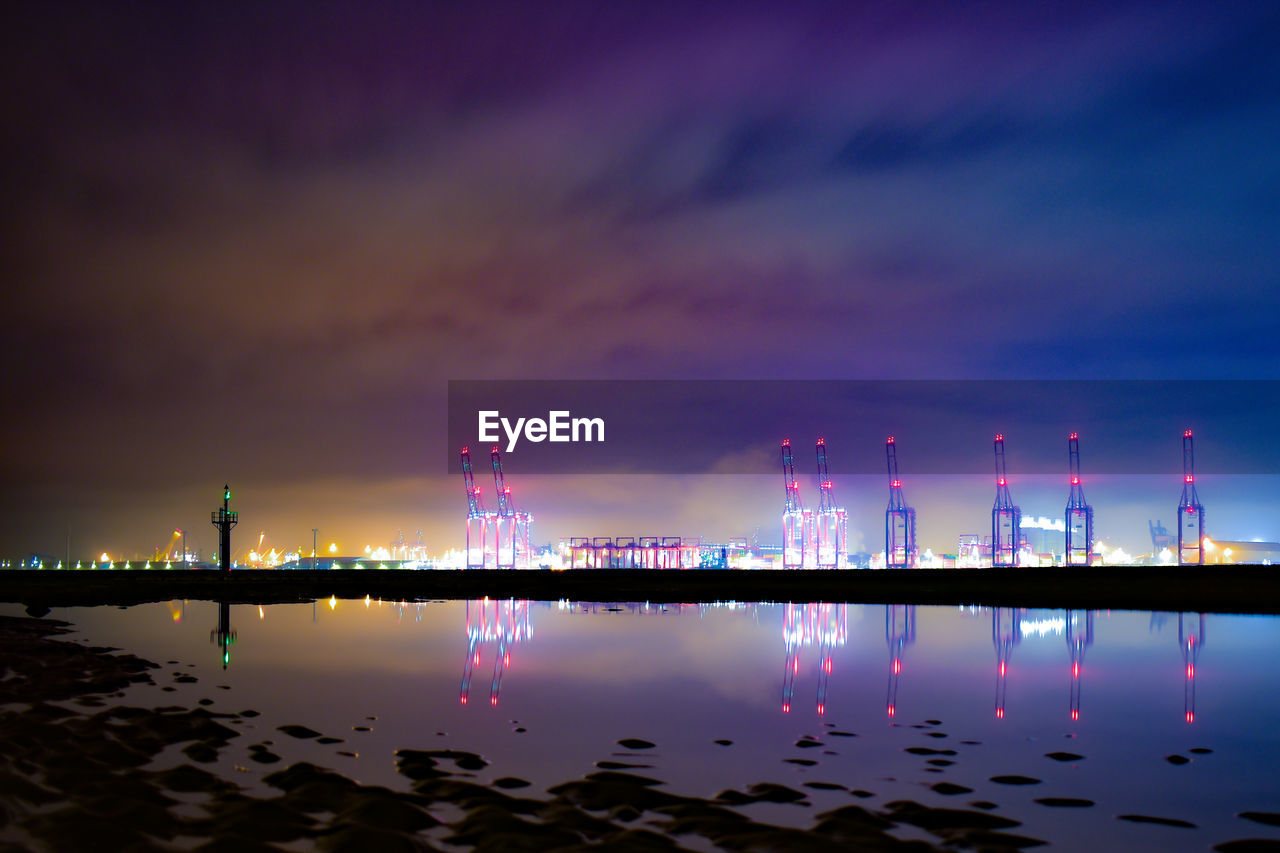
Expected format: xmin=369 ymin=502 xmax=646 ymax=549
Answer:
xmin=991 ymin=435 xmax=1022 ymax=567
xmin=460 ymin=447 xmax=493 ymax=569
xmin=491 ymin=446 xmax=533 ymax=570
xmin=815 ymin=438 xmax=847 ymax=569
xmin=885 ymin=437 xmax=917 ymax=569
xmin=1178 ymin=430 xmax=1205 ymax=565
xmin=781 ymin=439 xmax=811 ymax=569
xmin=1065 ymin=433 xmax=1095 ymax=566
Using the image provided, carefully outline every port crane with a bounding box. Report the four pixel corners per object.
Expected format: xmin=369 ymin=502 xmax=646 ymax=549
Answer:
xmin=886 ymin=437 xmax=917 ymax=569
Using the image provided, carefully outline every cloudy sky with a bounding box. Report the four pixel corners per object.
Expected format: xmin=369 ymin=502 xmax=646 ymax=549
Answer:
xmin=3 ymin=1 xmax=1278 ymax=559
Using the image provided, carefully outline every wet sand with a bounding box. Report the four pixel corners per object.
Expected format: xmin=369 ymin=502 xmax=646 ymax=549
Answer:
xmin=5 ymin=564 xmax=1280 ymax=613
xmin=4 ymin=614 xmax=1279 ymax=851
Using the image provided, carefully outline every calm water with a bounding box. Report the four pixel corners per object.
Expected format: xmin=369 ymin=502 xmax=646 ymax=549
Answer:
xmin=12 ymin=599 xmax=1280 ymax=850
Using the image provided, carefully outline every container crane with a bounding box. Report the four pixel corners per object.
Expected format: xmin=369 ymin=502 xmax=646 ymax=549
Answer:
xmin=815 ymin=438 xmax=847 ymax=569
xmin=460 ymin=447 xmax=493 ymax=569
xmin=885 ymin=437 xmax=917 ymax=569
xmin=1178 ymin=430 xmax=1205 ymax=565
xmin=780 ymin=439 xmax=811 ymax=568
xmin=991 ymin=435 xmax=1022 ymax=567
xmin=491 ymin=446 xmax=532 ymax=570
xmin=1065 ymin=433 xmax=1095 ymax=566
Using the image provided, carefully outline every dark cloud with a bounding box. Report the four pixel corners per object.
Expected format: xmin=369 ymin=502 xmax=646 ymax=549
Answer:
xmin=2 ymin=1 xmax=1278 ymax=556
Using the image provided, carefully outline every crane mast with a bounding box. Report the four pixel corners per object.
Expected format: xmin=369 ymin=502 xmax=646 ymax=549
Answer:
xmin=491 ymin=446 xmax=514 ymax=518
xmin=816 ymin=438 xmax=835 ymax=512
xmin=782 ymin=439 xmax=801 ymax=513
xmin=461 ymin=447 xmax=486 ymax=516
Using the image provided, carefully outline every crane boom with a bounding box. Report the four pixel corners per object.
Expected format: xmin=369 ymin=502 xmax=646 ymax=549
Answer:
xmin=993 ymin=434 xmax=1014 ymax=509
xmin=816 ymin=438 xmax=836 ymax=511
xmin=461 ymin=447 xmax=486 ymax=516
xmin=781 ymin=439 xmax=801 ymax=512
xmin=491 ymin=446 xmax=514 ymax=517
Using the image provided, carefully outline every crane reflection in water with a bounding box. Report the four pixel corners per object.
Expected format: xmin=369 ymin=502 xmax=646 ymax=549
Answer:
xmin=1066 ymin=610 xmax=1094 ymax=721
xmin=781 ymin=603 xmax=847 ymax=716
xmin=885 ymin=604 xmax=917 ymax=719
xmin=992 ymin=608 xmax=1021 ymax=720
xmin=1179 ymin=613 xmax=1206 ymax=723
xmin=461 ymin=598 xmax=532 ymax=707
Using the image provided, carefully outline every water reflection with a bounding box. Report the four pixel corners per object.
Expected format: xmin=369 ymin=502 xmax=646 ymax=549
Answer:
xmin=77 ymin=595 xmax=1277 ymax=853
xmin=461 ymin=598 xmax=532 ymax=707
xmin=1179 ymin=612 xmax=1206 ymax=723
xmin=992 ymin=608 xmax=1020 ymax=719
xmin=781 ymin=603 xmax=847 ymax=716
xmin=181 ymin=598 xmax=1215 ymax=727
xmin=885 ymin=604 xmax=916 ymax=719
xmin=209 ymin=600 xmax=235 ymax=669
xmin=1066 ymin=610 xmax=1094 ymax=720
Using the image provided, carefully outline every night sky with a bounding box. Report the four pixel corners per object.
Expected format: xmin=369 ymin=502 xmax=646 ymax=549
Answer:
xmin=3 ymin=1 xmax=1278 ymax=560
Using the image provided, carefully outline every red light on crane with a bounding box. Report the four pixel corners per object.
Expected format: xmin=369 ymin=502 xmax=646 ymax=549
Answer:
xmin=887 ymin=436 xmax=895 ymax=444
xmin=1071 ymin=709 xmax=1079 ymax=721
xmin=1186 ymin=711 xmax=1195 ymax=723
xmin=996 ymin=707 xmax=1005 ymax=720
xmin=1184 ymin=429 xmax=1193 ymax=438
xmin=1185 ymin=475 xmax=1194 ymax=483
xmin=782 ymin=438 xmax=791 ymax=446
xmin=817 ymin=437 xmax=824 ymax=445
xmin=1071 ymin=476 xmax=1080 ymax=485
xmin=887 ymin=704 xmax=896 ymax=718
xmin=998 ymin=478 xmax=1006 ymax=487
xmin=1069 ymin=432 xmax=1078 ymax=440
xmin=994 ymin=433 xmax=1004 ymax=441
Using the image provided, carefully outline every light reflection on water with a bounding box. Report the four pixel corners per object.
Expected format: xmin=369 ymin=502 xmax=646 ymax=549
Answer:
xmin=36 ymin=600 xmax=1280 ymax=850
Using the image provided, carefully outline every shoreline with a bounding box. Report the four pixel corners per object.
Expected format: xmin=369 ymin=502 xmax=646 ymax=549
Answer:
xmin=2 ymin=565 xmax=1279 ymax=613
